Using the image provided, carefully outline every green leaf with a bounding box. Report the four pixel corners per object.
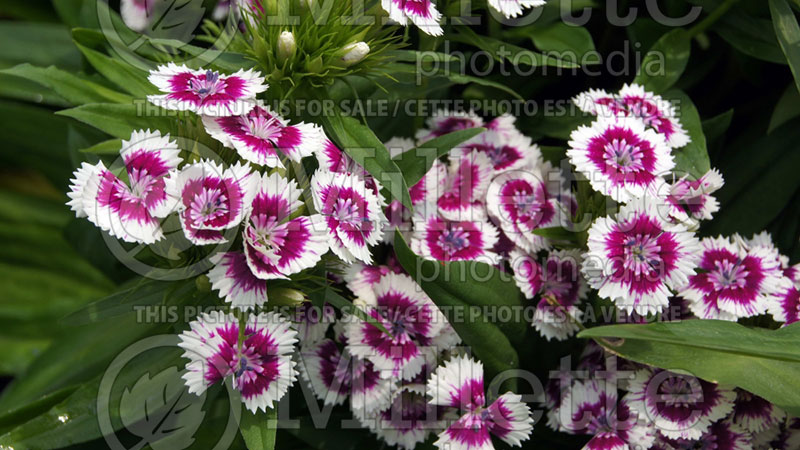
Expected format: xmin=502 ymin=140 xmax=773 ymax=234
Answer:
xmin=72 ymin=30 xmax=155 ymax=98
xmin=1 ymin=64 xmax=133 ymax=105
xmin=80 ymin=138 xmax=123 ymax=155
xmin=529 ymin=22 xmax=597 ymax=61
xmin=239 ymin=407 xmax=277 ymax=450
xmin=321 ymin=111 xmax=412 ymax=210
xmin=634 ymin=29 xmax=691 ymax=94
xmin=56 ymin=103 xmax=179 ymax=139
xmin=769 ymin=84 xmax=800 ymax=133
xmin=0 ymin=22 xmax=81 ymax=70
xmin=455 ymin=27 xmax=581 ymax=69
xmin=393 ymin=231 xmax=521 ymax=380
xmin=664 ymin=90 xmax=710 ymax=179
xmin=770 ymin=0 xmax=800 ymax=95
xmin=393 ymin=128 xmax=485 ymax=187
xmin=578 ymin=321 xmax=800 ymax=416
xmin=701 ymin=109 xmax=734 ymax=145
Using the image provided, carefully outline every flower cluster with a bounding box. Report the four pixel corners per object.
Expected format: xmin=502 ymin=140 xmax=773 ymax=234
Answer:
xmin=544 ymin=345 xmax=798 ymax=450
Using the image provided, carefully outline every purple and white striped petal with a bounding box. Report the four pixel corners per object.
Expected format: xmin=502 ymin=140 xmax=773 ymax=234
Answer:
xmin=165 ymin=160 xmax=258 ymax=245
xmin=177 ymin=311 xmax=297 ymax=412
xmin=573 ymin=84 xmax=690 ymax=149
xmin=487 ymin=0 xmax=545 ymax=18
xmin=556 ymin=380 xmax=655 ymax=449
xmin=203 ymin=101 xmax=324 ymax=167
xmin=700 ymin=419 xmax=753 ymax=450
xmin=585 ymin=197 xmax=700 ymax=315
xmin=74 ymin=130 xmax=182 ymax=244
xmin=437 ymin=151 xmax=494 ymax=222
xmin=427 ymin=355 xmax=485 ymax=410
xmin=434 ymin=410 xmax=493 ymax=450
xmin=416 ymin=110 xmax=484 ymax=143
xmin=311 ymin=170 xmax=385 ymax=264
xmin=626 ymin=369 xmax=735 ymax=440
xmin=207 ymin=251 xmax=268 ymax=310
xmin=148 ymin=63 xmax=267 ymax=116
xmin=770 ymin=284 xmax=800 ymax=326
xmin=681 ymin=235 xmax=788 ymax=320
xmin=486 ymin=392 xmax=534 ymax=447
xmin=451 ymin=130 xmax=541 ymax=174
xmin=411 ymin=215 xmax=499 ymax=264
xmin=568 ymin=115 xmax=674 ymax=203
xmin=731 ymin=390 xmax=785 ymax=434
xmin=486 ymin=170 xmax=555 ymax=252
xmin=244 ymin=172 xmax=329 ymax=279
xmin=510 ymin=250 xmax=543 ymax=299
xmin=343 ymin=262 xmax=404 ymax=304
xmin=370 ymin=385 xmax=445 ymax=450
xmin=298 ymin=338 xmax=352 ymax=406
xmin=346 ymin=272 xmax=445 ymax=380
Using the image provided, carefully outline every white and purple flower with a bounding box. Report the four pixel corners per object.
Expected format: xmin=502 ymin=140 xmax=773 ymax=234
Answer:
xmin=680 ymin=235 xmax=788 ymax=320
xmin=436 ymin=150 xmax=494 ymax=221
xmin=207 ymin=251 xmax=268 ymax=310
xmin=178 ymin=310 xmax=297 ymax=412
xmin=556 ymin=379 xmax=655 ymax=450
xmin=486 ymin=170 xmax=557 ymax=253
xmin=369 ymin=385 xmax=445 ymax=449
xmin=573 ymin=84 xmax=690 ymax=149
xmin=411 ymin=215 xmax=500 ymax=263
xmin=568 ymin=115 xmax=674 ymax=203
xmin=626 ymin=368 xmax=736 ymax=440
xmin=731 ymin=390 xmax=785 ymax=434
xmin=165 ymin=160 xmax=258 ymax=245
xmin=203 ymin=101 xmax=324 ymax=167
xmin=451 ymin=130 xmax=541 ymax=174
xmin=427 ymin=355 xmax=534 ymax=449
xmin=311 ymin=170 xmax=386 ymax=264
xmin=243 ymin=172 xmax=329 ymax=279
xmin=584 ymin=197 xmax=700 ymax=315
xmin=345 ymin=272 xmax=452 ymax=380
xmin=67 ymin=129 xmax=182 ymax=244
xmin=148 ymin=63 xmax=267 ymax=116
xmin=533 ymin=250 xmax=588 ymax=341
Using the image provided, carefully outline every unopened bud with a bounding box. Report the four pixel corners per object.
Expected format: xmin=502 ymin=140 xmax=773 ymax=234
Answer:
xmin=341 ymin=41 xmax=369 ymax=66
xmin=277 ymin=30 xmax=296 ymax=64
xmin=269 ymin=287 xmax=307 ymax=306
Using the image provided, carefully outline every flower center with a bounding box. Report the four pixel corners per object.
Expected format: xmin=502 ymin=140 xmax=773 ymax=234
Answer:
xmin=605 ymin=138 xmax=643 ymax=171
xmin=623 ymin=234 xmax=662 ymax=277
xmin=247 ymin=114 xmax=283 ymax=141
xmin=438 ymin=227 xmax=470 ymax=256
xmin=189 ymin=188 xmax=228 ymax=224
xmin=710 ymin=259 xmax=748 ymax=290
xmin=232 ymin=347 xmax=264 ymax=389
xmin=246 ymin=214 xmax=287 ymax=260
xmin=333 ymin=198 xmax=363 ymax=227
xmin=191 ymin=70 xmax=225 ymax=98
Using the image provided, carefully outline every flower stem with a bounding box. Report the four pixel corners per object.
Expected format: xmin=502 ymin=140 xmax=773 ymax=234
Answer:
xmin=688 ymin=0 xmax=741 ymax=38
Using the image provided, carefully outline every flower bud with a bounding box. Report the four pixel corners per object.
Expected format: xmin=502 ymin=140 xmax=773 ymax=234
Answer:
xmin=268 ymin=287 xmax=307 ymax=306
xmin=277 ymin=30 xmax=296 ymax=64
xmin=341 ymin=41 xmax=369 ymax=66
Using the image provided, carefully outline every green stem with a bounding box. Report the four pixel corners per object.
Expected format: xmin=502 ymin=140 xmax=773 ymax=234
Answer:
xmin=688 ymin=0 xmax=741 ymax=38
